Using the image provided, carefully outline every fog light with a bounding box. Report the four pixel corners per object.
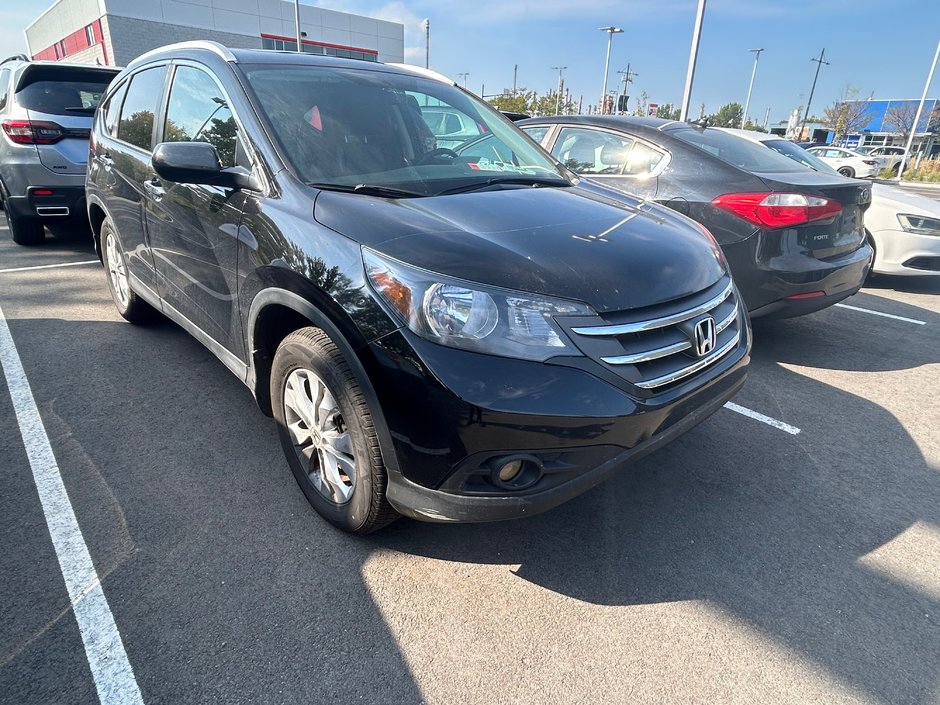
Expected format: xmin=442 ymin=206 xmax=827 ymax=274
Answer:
xmin=497 ymin=459 xmax=523 ymax=482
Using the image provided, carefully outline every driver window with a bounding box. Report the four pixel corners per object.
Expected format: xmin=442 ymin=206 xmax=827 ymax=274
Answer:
xmin=164 ymin=65 xmax=238 ymax=168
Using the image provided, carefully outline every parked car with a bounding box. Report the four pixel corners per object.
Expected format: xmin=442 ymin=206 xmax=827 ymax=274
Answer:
xmin=719 ymin=128 xmax=940 ymax=276
xmin=804 ymin=145 xmax=878 ymax=178
xmin=855 ymin=145 xmax=908 ymax=175
xmin=419 ymin=105 xmax=484 ymax=150
xmin=0 ymin=54 xmax=119 ymax=244
xmin=517 ymin=115 xmax=873 ymax=318
xmin=86 ymin=42 xmax=750 ymax=533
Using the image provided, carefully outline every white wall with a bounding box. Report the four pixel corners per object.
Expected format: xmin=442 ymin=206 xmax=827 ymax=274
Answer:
xmin=25 ymin=0 xmax=106 ymax=55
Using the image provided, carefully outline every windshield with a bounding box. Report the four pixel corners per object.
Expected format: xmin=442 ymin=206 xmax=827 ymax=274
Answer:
xmin=762 ymin=139 xmax=839 ymax=175
xmin=670 ymin=127 xmax=807 ymax=173
xmin=240 ymin=63 xmax=567 ymax=195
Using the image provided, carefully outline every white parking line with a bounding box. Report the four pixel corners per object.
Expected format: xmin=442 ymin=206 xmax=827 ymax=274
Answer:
xmin=834 ymin=303 xmax=926 ymax=325
xmin=723 ymin=401 xmax=801 ymax=435
xmin=0 ymin=260 xmax=99 ymax=274
xmin=0 ymin=302 xmax=144 ymax=705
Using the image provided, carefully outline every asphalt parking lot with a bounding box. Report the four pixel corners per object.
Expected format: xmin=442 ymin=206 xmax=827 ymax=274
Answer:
xmin=1 ymin=216 xmax=938 ymax=705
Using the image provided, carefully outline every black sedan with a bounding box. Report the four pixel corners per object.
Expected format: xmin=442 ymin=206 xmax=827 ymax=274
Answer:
xmin=518 ymin=116 xmax=873 ymax=319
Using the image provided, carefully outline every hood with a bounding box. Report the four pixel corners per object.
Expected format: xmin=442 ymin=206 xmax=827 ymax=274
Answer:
xmin=871 ymin=183 xmax=940 ymax=216
xmin=314 ymin=184 xmax=726 ymax=313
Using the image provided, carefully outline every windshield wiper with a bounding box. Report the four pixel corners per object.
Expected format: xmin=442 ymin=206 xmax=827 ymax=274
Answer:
xmin=308 ymin=182 xmax=425 ymax=198
xmin=437 ymin=176 xmax=572 ymax=196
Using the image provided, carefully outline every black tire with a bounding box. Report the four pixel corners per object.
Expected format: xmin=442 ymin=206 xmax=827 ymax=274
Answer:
xmin=838 ymin=166 xmax=855 ymax=177
xmin=100 ymin=218 xmax=156 ymax=324
xmin=271 ymin=327 xmax=397 ymax=534
xmin=5 ymin=205 xmax=45 ymax=246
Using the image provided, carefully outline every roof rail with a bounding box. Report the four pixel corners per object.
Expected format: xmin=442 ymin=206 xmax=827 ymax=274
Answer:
xmin=1 ymin=54 xmax=30 ymax=66
xmin=386 ymin=63 xmax=455 ymax=86
xmin=129 ymin=40 xmax=237 ymax=67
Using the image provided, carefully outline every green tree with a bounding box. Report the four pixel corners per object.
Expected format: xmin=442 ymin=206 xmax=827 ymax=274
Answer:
xmin=632 ymin=91 xmax=649 ymax=117
xmin=743 ymin=121 xmax=767 ymax=132
xmin=709 ymin=102 xmax=744 ymax=128
xmin=488 ymin=89 xmax=536 ymax=114
xmin=531 ymin=90 xmax=577 ymax=116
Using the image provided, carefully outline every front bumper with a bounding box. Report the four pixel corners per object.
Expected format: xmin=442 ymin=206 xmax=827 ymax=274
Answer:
xmin=363 ymin=323 xmax=750 ymax=524
xmin=870 ymin=228 xmax=940 ymax=275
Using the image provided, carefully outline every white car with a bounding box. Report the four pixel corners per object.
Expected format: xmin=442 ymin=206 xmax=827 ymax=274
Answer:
xmin=805 ymin=145 xmax=879 ymax=178
xmin=856 ymin=145 xmax=908 ymax=174
xmin=718 ymin=128 xmax=940 ymax=276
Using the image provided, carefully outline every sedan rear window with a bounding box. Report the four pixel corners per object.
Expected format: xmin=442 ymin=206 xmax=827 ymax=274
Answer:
xmin=16 ymin=68 xmax=117 ymax=116
xmin=670 ymin=127 xmax=804 ymax=173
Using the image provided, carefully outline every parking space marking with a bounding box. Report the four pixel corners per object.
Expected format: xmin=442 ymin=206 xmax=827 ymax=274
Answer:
xmin=0 ymin=302 xmax=144 ymax=705
xmin=0 ymin=260 xmax=99 ymax=274
xmin=834 ymin=303 xmax=926 ymax=325
xmin=723 ymin=402 xmax=801 ymax=435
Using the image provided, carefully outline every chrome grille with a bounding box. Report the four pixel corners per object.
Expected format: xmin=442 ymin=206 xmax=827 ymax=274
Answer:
xmin=560 ymin=277 xmax=743 ymax=391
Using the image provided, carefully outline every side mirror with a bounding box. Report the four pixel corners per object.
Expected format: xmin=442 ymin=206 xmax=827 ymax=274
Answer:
xmin=152 ymin=141 xmax=255 ymax=189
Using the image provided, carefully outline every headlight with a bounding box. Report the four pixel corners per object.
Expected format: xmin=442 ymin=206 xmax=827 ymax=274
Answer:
xmin=897 ymin=213 xmax=940 ymax=236
xmin=363 ymin=249 xmax=593 ymax=361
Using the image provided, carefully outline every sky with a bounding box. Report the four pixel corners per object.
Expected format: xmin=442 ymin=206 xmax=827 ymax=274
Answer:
xmin=2 ymin=0 xmax=939 ymax=126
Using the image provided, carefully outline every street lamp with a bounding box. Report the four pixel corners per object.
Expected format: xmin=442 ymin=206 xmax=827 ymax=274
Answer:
xmin=897 ymin=38 xmax=940 ymax=179
xmin=457 ymin=72 xmax=470 ymax=89
xmin=552 ymin=66 xmax=567 ymax=115
xmin=679 ymin=0 xmax=707 ymax=121
xmin=598 ymin=26 xmax=623 ymax=115
xmin=422 ymin=19 xmax=429 ymax=68
xmin=741 ymin=48 xmax=763 ymax=128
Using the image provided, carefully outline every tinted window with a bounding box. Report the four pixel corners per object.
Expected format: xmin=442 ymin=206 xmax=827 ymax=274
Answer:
xmin=117 ymin=66 xmax=167 ymax=151
xmin=521 ymin=126 xmax=549 ymax=144
xmin=103 ymin=80 xmax=128 ymax=137
xmin=164 ymin=65 xmax=237 ymax=168
xmin=552 ymin=127 xmax=633 ymax=175
xmin=16 ymin=72 xmax=114 ymax=115
xmin=671 ymin=127 xmax=804 ymax=173
xmin=241 ymin=64 xmax=565 ymax=194
xmin=762 ymin=139 xmax=838 ymax=175
xmin=625 ymin=141 xmax=666 ymax=176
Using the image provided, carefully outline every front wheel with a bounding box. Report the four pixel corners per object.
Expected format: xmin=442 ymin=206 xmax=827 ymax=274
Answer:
xmin=271 ymin=327 xmax=397 ymax=534
xmin=838 ymin=166 xmax=855 ymax=177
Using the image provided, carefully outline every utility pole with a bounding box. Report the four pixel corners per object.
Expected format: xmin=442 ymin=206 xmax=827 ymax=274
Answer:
xmin=513 ymin=64 xmax=518 ymax=95
xmin=763 ymin=106 xmax=771 ymax=130
xmin=800 ymin=48 xmax=829 ymax=139
xmin=741 ymin=48 xmax=763 ymax=127
xmin=679 ymin=0 xmax=707 ymax=121
xmin=423 ymin=19 xmax=429 ymax=68
xmin=897 ymin=38 xmax=940 ymax=179
xmin=294 ymin=0 xmax=302 ymax=51
xmin=616 ymin=64 xmax=638 ymax=115
xmin=552 ymin=66 xmax=567 ymax=115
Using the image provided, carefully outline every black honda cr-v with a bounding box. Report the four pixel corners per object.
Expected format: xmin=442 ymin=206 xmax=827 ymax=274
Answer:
xmin=87 ymin=42 xmax=750 ymax=533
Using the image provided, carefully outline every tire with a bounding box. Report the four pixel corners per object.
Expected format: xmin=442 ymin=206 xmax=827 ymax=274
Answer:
xmin=838 ymin=166 xmax=855 ymax=177
xmin=100 ymin=218 xmax=155 ymax=324
xmin=271 ymin=327 xmax=397 ymax=534
xmin=4 ymin=205 xmax=45 ymax=246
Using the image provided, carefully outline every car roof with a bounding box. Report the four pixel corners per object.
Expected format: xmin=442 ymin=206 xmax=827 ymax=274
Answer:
xmin=125 ymin=40 xmax=455 ymax=84
xmin=518 ymin=114 xmax=681 ymax=133
xmin=714 ymin=127 xmax=776 ymax=143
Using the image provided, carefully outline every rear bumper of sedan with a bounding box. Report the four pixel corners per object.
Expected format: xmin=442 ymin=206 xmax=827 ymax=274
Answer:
xmin=365 ymin=325 xmax=750 ymax=524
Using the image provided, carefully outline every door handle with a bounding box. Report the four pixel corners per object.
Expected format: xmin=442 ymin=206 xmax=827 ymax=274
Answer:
xmin=143 ymin=177 xmax=165 ymax=200
xmin=98 ymin=151 xmax=113 ymax=167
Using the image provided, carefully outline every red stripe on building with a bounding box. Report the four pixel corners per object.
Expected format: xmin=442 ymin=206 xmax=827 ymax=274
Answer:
xmin=31 ymin=17 xmax=109 ymax=64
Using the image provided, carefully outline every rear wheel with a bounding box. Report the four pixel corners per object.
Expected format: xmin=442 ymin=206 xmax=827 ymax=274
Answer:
xmin=838 ymin=166 xmax=855 ymax=177
xmin=271 ymin=327 xmax=397 ymax=534
xmin=4 ymin=206 xmax=45 ymax=246
xmin=101 ymin=218 xmax=155 ymax=324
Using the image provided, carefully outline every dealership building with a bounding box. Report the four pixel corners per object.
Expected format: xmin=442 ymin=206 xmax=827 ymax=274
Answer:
xmin=24 ymin=0 xmax=405 ymax=67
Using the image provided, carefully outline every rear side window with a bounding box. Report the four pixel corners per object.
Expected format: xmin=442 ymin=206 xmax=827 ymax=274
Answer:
xmin=670 ymin=127 xmax=803 ymax=173
xmin=163 ymin=65 xmax=237 ymax=168
xmin=103 ymin=80 xmax=128 ymax=137
xmin=552 ymin=126 xmax=634 ymax=175
xmin=117 ymin=66 xmax=168 ymax=151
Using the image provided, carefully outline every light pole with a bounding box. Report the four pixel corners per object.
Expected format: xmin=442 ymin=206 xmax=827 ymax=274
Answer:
xmin=598 ymin=26 xmax=623 ymax=115
xmin=800 ymin=48 xmax=829 ymax=140
xmin=294 ymin=0 xmax=302 ymax=52
xmin=741 ymin=48 xmax=763 ymax=128
xmin=552 ymin=66 xmax=567 ymax=115
xmin=679 ymin=0 xmax=707 ymax=121
xmin=422 ymin=19 xmax=429 ymax=68
xmin=457 ymin=72 xmax=470 ymax=89
xmin=897 ymin=38 xmax=940 ymax=180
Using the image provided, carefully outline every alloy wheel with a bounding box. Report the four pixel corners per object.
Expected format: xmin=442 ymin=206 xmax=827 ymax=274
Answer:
xmin=105 ymin=232 xmax=130 ymax=309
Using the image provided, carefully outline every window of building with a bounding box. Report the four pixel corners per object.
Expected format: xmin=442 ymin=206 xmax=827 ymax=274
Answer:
xmin=261 ymin=36 xmax=377 ymax=61
xmin=117 ymin=66 xmax=168 ymax=151
xmin=163 ymin=65 xmax=237 ymax=168
xmin=85 ymin=25 xmax=95 ymax=46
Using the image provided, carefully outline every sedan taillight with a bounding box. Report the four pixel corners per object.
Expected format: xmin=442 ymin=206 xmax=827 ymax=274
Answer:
xmin=712 ymin=192 xmax=842 ymax=229
xmin=1 ymin=119 xmax=65 ymax=145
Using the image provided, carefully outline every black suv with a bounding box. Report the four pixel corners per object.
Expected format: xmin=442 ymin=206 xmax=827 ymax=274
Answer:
xmin=87 ymin=42 xmax=750 ymax=533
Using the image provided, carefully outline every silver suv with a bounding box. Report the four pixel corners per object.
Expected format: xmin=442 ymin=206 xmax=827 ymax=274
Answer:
xmin=0 ymin=55 xmax=119 ymax=245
